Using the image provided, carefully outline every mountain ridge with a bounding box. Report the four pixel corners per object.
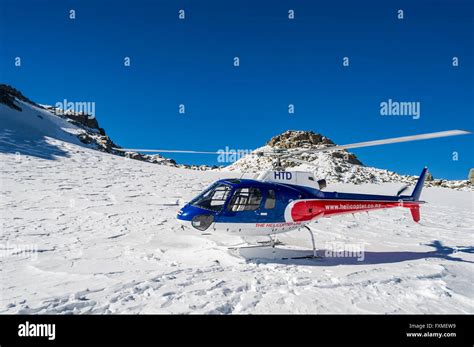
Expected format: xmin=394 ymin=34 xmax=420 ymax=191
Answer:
xmin=223 ymin=130 xmax=471 ymax=191
xmin=0 ymin=84 xmax=471 ymax=190
xmin=0 ymin=84 xmax=214 ymax=171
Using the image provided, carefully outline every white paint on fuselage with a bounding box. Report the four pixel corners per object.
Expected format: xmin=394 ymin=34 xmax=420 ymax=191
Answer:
xmin=180 ymin=220 xmax=307 ymax=236
xmin=212 ymin=222 xmax=307 ymax=236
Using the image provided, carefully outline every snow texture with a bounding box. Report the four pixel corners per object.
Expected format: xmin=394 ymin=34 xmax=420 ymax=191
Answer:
xmin=1 ymin=98 xmax=473 ymax=314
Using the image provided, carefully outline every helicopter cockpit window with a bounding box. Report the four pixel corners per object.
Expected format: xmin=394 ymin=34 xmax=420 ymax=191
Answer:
xmin=228 ymin=188 xmax=262 ymax=212
xmin=264 ymin=189 xmax=276 ymax=209
xmin=191 ymin=183 xmax=232 ymax=212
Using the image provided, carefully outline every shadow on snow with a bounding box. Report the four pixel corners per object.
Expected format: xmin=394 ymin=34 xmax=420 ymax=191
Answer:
xmin=240 ymin=241 xmax=474 ymax=266
xmin=0 ymin=129 xmax=71 ymax=160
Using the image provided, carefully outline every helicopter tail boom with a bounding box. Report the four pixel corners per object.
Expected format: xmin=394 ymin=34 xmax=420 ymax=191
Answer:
xmin=286 ymin=168 xmax=428 ymax=223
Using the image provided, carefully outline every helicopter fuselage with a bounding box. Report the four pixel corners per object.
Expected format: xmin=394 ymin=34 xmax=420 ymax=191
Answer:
xmin=177 ymin=169 xmax=426 ymax=236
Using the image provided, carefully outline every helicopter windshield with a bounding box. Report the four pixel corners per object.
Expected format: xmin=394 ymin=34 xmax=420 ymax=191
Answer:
xmin=190 ymin=183 xmax=232 ymax=212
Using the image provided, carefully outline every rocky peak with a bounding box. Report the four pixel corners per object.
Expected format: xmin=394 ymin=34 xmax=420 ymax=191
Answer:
xmin=0 ymin=84 xmax=43 ymax=111
xmin=267 ymin=130 xmax=334 ymax=149
xmin=267 ymin=130 xmax=363 ymax=166
xmin=42 ymin=105 xmax=102 ymax=133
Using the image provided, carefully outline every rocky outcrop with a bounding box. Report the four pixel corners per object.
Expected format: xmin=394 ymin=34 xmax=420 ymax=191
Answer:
xmin=43 ymin=104 xmax=102 ymax=131
xmin=224 ymin=130 xmax=472 ymax=191
xmin=46 ymin=105 xmax=212 ymax=169
xmin=267 ymin=130 xmax=334 ymax=148
xmin=0 ymin=84 xmax=43 ymax=111
xmin=267 ymin=130 xmax=363 ymax=165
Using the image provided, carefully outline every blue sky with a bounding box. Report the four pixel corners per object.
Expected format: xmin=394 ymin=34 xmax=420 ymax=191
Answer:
xmin=1 ymin=0 xmax=473 ymax=179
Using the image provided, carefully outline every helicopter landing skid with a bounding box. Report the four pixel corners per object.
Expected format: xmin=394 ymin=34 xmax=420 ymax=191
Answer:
xmin=231 ymin=225 xmax=321 ymax=258
xmin=303 ymin=225 xmax=318 ymax=258
xmin=257 ymin=236 xmax=283 ymax=247
xmin=281 ymin=254 xmax=323 ymax=260
xmin=227 ymin=235 xmax=283 ymax=250
xmin=228 ymin=244 xmax=271 ymax=251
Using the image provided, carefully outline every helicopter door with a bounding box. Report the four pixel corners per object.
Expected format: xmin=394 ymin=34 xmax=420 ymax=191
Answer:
xmin=225 ymin=187 xmax=264 ymax=222
xmin=264 ymin=189 xmax=276 ymax=209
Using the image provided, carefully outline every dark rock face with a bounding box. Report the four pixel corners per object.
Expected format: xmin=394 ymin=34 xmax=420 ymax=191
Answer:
xmin=77 ymin=132 xmax=121 ymax=154
xmin=267 ymin=130 xmax=363 ymax=166
xmin=60 ymin=112 xmax=100 ymax=130
xmin=123 ymin=151 xmax=176 ymax=166
xmin=1 ymin=84 xmax=102 ymax=130
xmin=77 ymin=133 xmax=95 ymax=145
xmin=0 ymin=84 xmax=33 ymax=111
xmin=0 ymin=84 xmax=43 ymax=111
xmin=42 ymin=105 xmax=101 ymax=131
xmin=330 ymin=151 xmax=363 ymax=165
xmin=0 ymin=91 xmax=21 ymax=111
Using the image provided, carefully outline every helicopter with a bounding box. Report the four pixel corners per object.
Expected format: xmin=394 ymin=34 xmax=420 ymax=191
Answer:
xmin=115 ymin=129 xmax=470 ymax=257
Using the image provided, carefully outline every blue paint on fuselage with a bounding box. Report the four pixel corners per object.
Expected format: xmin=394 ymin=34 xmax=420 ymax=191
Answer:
xmin=177 ymin=178 xmax=415 ymax=225
xmin=178 ymin=179 xmax=302 ymax=224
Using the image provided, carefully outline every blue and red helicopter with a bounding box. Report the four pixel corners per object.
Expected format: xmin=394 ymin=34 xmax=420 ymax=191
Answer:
xmin=116 ymin=129 xmax=470 ymax=257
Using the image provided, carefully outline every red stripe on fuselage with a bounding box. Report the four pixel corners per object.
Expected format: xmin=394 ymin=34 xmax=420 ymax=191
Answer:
xmin=290 ymin=199 xmax=420 ymax=222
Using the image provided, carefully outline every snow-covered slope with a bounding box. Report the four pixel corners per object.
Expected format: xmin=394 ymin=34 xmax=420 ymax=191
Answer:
xmin=0 ymin=84 xmax=212 ymax=170
xmin=224 ymin=130 xmax=472 ymax=191
xmin=1 ymin=96 xmax=473 ymax=314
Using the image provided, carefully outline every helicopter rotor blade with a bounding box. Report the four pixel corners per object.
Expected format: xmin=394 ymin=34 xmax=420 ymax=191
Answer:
xmin=113 ymin=130 xmax=470 ymax=159
xmin=280 ymin=130 xmax=471 ymax=158
xmin=113 ymin=148 xmax=224 ymax=154
xmin=112 ymin=148 xmax=282 ymax=156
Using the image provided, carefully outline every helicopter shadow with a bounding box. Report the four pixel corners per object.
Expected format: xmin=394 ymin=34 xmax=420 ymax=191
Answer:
xmin=240 ymin=240 xmax=474 ymax=266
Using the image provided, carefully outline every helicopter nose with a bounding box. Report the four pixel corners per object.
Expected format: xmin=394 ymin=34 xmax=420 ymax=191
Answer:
xmin=177 ymin=205 xmax=215 ymax=231
xmin=176 ymin=207 xmax=192 ymax=229
xmin=177 ymin=205 xmax=192 ymax=221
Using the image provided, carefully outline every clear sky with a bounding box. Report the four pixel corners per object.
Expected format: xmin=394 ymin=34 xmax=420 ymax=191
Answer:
xmin=1 ymin=0 xmax=473 ymax=179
